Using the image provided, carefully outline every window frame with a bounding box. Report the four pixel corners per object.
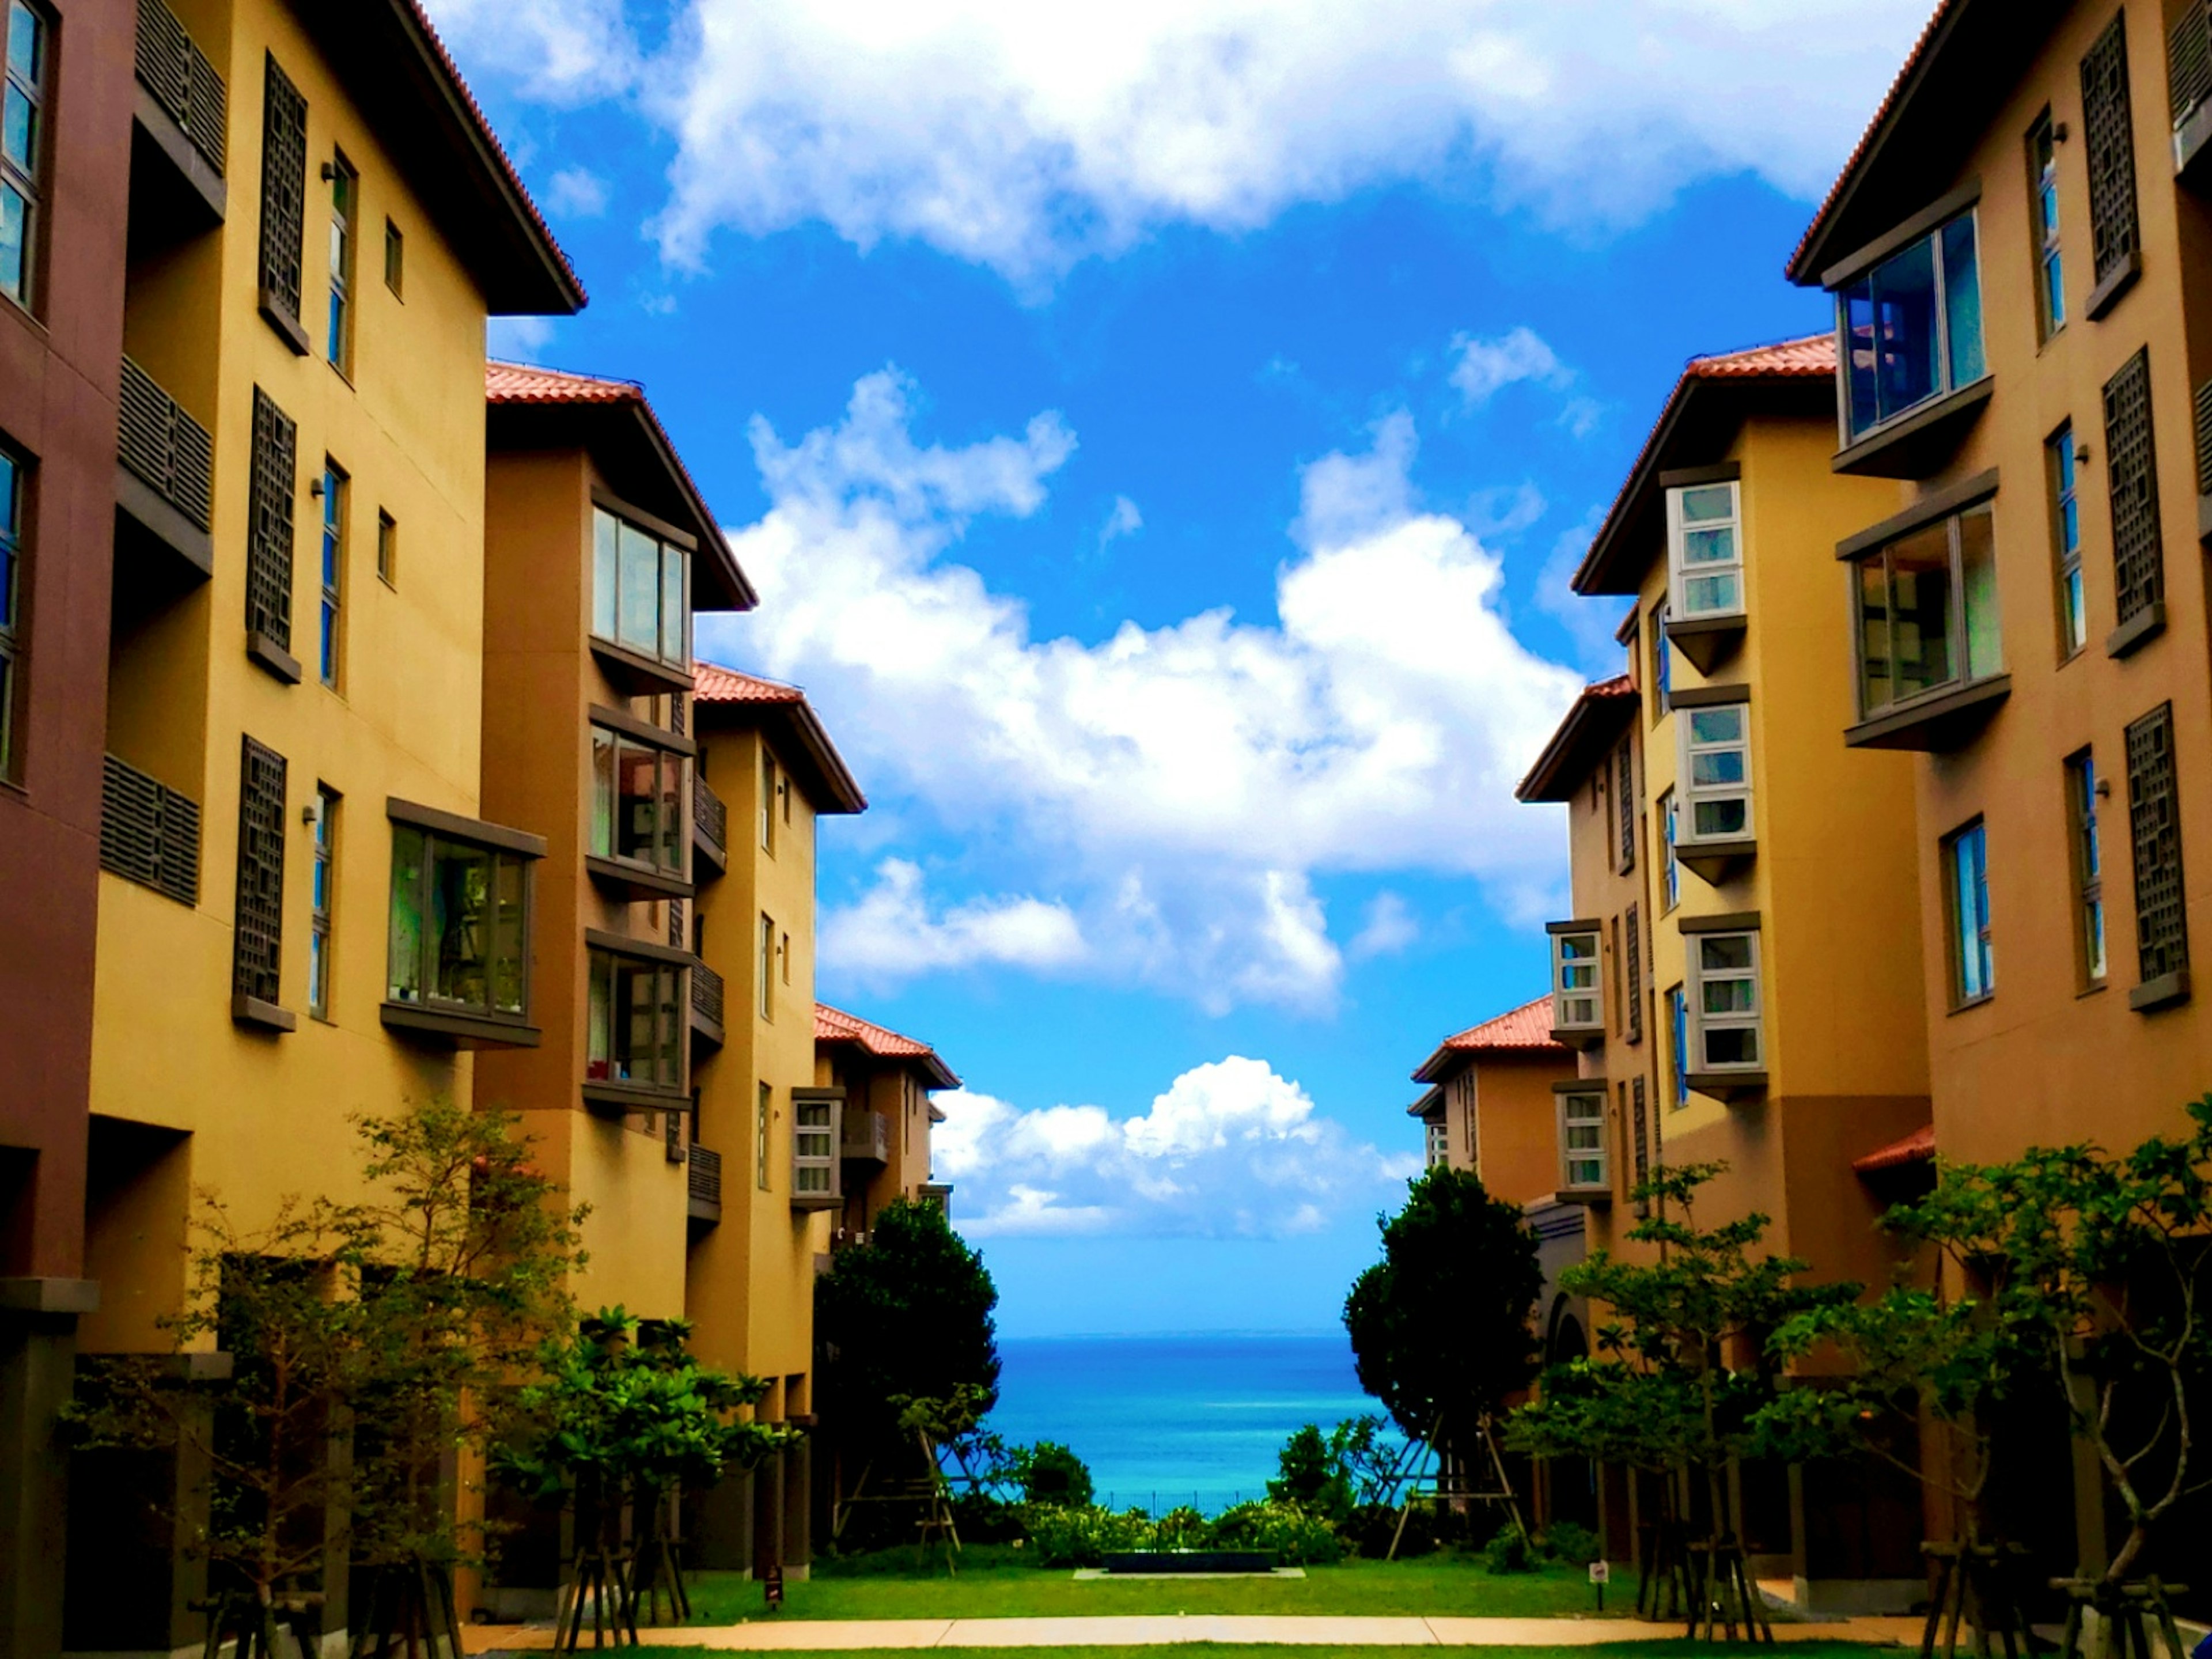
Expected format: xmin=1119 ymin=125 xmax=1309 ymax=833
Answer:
xmin=309 ymin=785 xmax=337 ymax=1020
xmin=325 ymin=149 xmax=358 ymax=373
xmin=376 ymin=509 xmax=396 ymax=588
xmin=759 ymin=912 xmax=776 ymax=1021
xmin=1547 ymin=922 xmax=1604 ymax=1043
xmin=590 ymin=501 xmax=692 ymax=676
xmin=2 ymin=0 xmax=49 ymax=314
xmin=1666 ymin=479 xmax=1745 ymax=623
xmin=761 ymin=749 xmax=778 ymax=854
xmin=318 ymin=461 xmax=346 ymax=689
xmin=791 ymin=1092 xmax=841 ymax=1209
xmin=588 ymin=716 xmax=691 ymax=884
xmin=584 ymin=943 xmax=684 ymax=1099
xmin=1686 ymin=927 xmax=1764 ymax=1077
xmin=0 ymin=441 xmax=22 ymax=781
xmin=382 ymin=217 xmax=404 ymax=298
xmin=1942 ymin=819 xmax=1995 ymax=1007
xmin=1557 ymin=1087 xmax=1609 ymax=1194
xmin=2028 ymin=111 xmax=2065 ymax=340
xmin=1423 ymin=1116 xmax=1449 ymax=1169
xmin=1666 ymin=984 xmax=1689 ymax=1109
xmin=2066 ymin=749 xmax=2107 ymax=989
xmin=2049 ymin=426 xmax=2084 ymax=659
xmin=384 ymin=808 xmax=539 ymax=1038
xmin=1677 ymin=699 xmax=1753 ymax=850
xmin=1650 ymin=597 xmax=1672 ymax=715
xmin=1850 ymin=500 xmax=2003 ymax=722
xmin=756 ymin=1082 xmax=773 ymax=1191
xmin=1836 ymin=209 xmax=1988 ymax=445
xmin=1658 ymin=787 xmax=1680 ymax=911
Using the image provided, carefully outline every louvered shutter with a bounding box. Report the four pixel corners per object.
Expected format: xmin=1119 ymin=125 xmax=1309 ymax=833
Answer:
xmin=247 ymin=388 xmax=297 ymax=650
xmin=233 ymin=736 xmax=288 ymax=1003
xmin=2103 ymin=349 xmax=2164 ymax=629
xmin=258 ymin=56 xmax=307 ymax=322
xmin=2082 ymin=14 xmax=2142 ymax=290
xmin=2126 ymin=703 xmax=2188 ymax=984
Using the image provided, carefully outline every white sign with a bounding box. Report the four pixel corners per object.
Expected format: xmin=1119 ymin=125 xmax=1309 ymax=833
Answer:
xmin=1588 ymin=1561 xmax=1612 ymax=1585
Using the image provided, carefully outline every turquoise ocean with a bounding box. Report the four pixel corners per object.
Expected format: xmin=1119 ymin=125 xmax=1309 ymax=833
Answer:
xmin=987 ymin=1332 xmax=1390 ymax=1515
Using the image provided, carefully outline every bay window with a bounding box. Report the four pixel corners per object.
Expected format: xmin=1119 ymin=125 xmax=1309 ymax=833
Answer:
xmin=1556 ymin=1087 xmax=1609 ymax=1198
xmin=1667 ymin=479 xmax=1743 ymax=621
xmin=1680 ymin=702 xmax=1751 ymax=844
xmin=589 ymin=714 xmax=689 ymax=891
xmin=1839 ymin=210 xmax=1986 ymax=444
xmin=1849 ymin=498 xmax=2003 ymax=738
xmin=592 ymin=503 xmax=690 ymax=676
xmin=1547 ymin=922 xmax=1604 ymax=1048
xmin=1683 ymin=919 xmax=1764 ymax=1097
xmin=384 ymin=804 xmax=539 ymax=1043
xmin=586 ymin=942 xmax=684 ymax=1099
xmin=792 ymin=1090 xmax=841 ymax=1209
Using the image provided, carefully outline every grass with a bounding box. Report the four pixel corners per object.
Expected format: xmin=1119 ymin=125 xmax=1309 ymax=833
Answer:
xmin=679 ymin=1550 xmax=1631 ymax=1624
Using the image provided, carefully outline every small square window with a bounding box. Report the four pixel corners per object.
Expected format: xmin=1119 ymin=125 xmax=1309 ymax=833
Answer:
xmin=376 ymin=510 xmax=396 ymax=586
xmin=384 ymin=218 xmax=403 ymax=297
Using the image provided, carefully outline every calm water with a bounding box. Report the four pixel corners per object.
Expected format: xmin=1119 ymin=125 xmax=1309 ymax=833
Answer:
xmin=988 ymin=1332 xmax=1388 ymax=1514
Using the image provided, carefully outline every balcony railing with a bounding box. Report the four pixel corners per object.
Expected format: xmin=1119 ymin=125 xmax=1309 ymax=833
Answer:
xmin=840 ymin=1109 xmax=891 ymax=1165
xmin=693 ymin=773 xmax=728 ymax=865
xmin=100 ymin=752 xmax=200 ymax=907
xmin=691 ymin=960 xmax=725 ymax=1035
xmin=119 ymin=357 xmax=214 ymax=534
xmin=134 ymin=0 xmax=226 ymax=176
xmin=687 ymin=1143 xmax=722 ymax=1218
xmin=2195 ymin=378 xmax=2212 ymax=539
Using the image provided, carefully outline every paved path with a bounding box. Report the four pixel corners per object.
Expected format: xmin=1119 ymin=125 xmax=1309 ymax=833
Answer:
xmin=467 ymin=1613 xmax=1925 ymax=1650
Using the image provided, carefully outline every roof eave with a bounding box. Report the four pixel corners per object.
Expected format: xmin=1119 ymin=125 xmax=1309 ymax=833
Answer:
xmin=1516 ymin=693 xmax=1636 ymax=804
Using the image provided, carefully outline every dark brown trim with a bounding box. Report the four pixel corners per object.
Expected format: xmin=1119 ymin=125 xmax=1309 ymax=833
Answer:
xmin=582 ymin=926 xmax=700 ymax=968
xmin=1678 ymin=841 xmax=1758 ymax=884
xmin=258 ymin=293 xmax=312 ymax=357
xmin=1554 ymin=1188 xmax=1613 ymax=1209
xmin=793 ymin=1085 xmax=850 ymax=1104
xmin=1844 ymin=674 xmax=2011 ymax=751
xmin=247 ymin=631 xmax=303 ymax=684
xmin=1657 ymin=461 xmax=1740 ymax=489
xmin=1552 ymin=1027 xmax=1605 ymax=1052
xmin=1665 ymin=614 xmax=1747 ymax=641
xmin=1686 ymin=1069 xmax=1768 ymax=1102
xmin=2128 ymin=968 xmax=2191 ymax=1013
xmin=590 ymin=635 xmax=694 ymax=695
xmin=1552 ymin=1079 xmax=1606 ymax=1094
xmin=590 ymin=485 xmax=699 ymax=552
xmin=590 ymin=702 xmax=697 ymax=756
xmin=1833 ymin=380 xmax=1995 ymax=480
xmin=116 ymin=467 xmax=215 ymax=578
xmin=2084 ymin=248 xmax=2141 ymax=323
xmin=1818 ymin=177 xmax=1983 ymax=290
xmin=130 ymin=85 xmax=228 ymax=224
xmin=2106 ymin=601 xmax=2166 ymax=660
xmin=1679 ymin=910 xmax=1760 ymax=935
xmin=387 ymin=797 xmax=547 ymax=858
xmin=585 ymin=854 xmax=694 ymax=902
xmin=582 ymin=1081 xmax=691 ymax=1115
xmin=1837 ymin=469 xmax=2003 ymax=560
xmin=379 ymin=1001 xmax=542 ymax=1048
xmin=1666 ymin=682 xmax=1752 ymax=709
xmin=1545 ymin=918 xmax=1601 ymax=935
xmin=230 ymin=993 xmax=297 ymax=1032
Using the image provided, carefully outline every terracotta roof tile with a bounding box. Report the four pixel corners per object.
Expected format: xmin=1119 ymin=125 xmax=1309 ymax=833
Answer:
xmin=1853 ymin=1122 xmax=1936 ymax=1175
xmin=1412 ymin=995 xmax=1567 ymax=1082
xmin=692 ymin=663 xmax=806 ymax=705
xmin=1514 ymin=673 xmax=1639 ymax=803
xmin=816 ymin=1003 xmax=960 ymax=1089
xmin=689 ymin=659 xmax=867 ymax=813
xmin=484 ymin=362 xmax=641 ymax=405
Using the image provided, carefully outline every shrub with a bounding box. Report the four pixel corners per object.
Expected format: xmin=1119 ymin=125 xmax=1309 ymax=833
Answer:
xmin=1153 ymin=1505 xmax=1211 ymax=1550
xmin=1540 ymin=1519 xmax=1601 ymax=1565
xmin=1015 ymin=1440 xmax=1094 ymax=1509
xmin=1267 ymin=1423 xmax=1354 ymax=1523
xmin=1023 ymin=1503 xmax=1153 ymax=1567
xmin=1343 ymin=1501 xmax=1437 ymax=1559
xmin=1213 ymin=1499 xmax=1344 ymax=1565
xmin=1481 ymin=1526 xmax=1538 ymax=1574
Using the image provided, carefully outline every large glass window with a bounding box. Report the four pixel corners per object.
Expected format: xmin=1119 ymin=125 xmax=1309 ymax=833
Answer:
xmin=1839 ymin=212 xmax=1986 ymax=441
xmin=2 ymin=0 xmax=46 ymax=309
xmin=319 ymin=462 xmax=346 ymax=688
xmin=1667 ymin=482 xmax=1743 ymax=620
xmin=1550 ymin=926 xmax=1602 ymax=1037
xmin=592 ymin=506 xmax=690 ymax=670
xmin=309 ymin=787 xmax=337 ymax=1018
xmin=2066 ymin=751 xmax=2107 ymax=987
xmin=2050 ymin=427 xmax=2084 ymax=657
xmin=387 ymin=825 xmax=529 ymax=1020
xmin=326 ymin=152 xmax=357 ymax=371
xmin=585 ymin=948 xmax=681 ymax=1091
xmin=1853 ymin=502 xmax=2001 ymax=720
xmin=2030 ymin=115 xmax=2065 ymax=339
xmin=1689 ymin=931 xmax=1762 ymax=1071
xmin=1945 ymin=820 xmax=1994 ymax=1004
xmin=0 ymin=444 xmax=20 ymax=780
xmin=1559 ymin=1090 xmax=1608 ymax=1191
xmin=1680 ymin=703 xmax=1751 ymax=844
xmin=589 ymin=725 xmax=687 ymax=877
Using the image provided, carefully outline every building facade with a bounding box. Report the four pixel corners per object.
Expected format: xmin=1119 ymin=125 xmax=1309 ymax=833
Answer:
xmin=815 ymin=1002 xmax=957 ymax=1244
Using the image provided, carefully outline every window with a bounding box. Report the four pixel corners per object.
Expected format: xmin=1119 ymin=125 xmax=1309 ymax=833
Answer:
xmin=388 ymin=826 xmax=529 ymax=1021
xmin=2050 ymin=426 xmax=2085 ymax=657
xmin=584 ymin=948 xmax=681 ymax=1093
xmin=318 ymin=462 xmax=346 ymax=688
xmin=1667 ymin=986 xmax=1688 ymax=1108
xmin=756 ymin=1082 xmax=772 ymax=1191
xmin=759 ymin=913 xmax=775 ymax=1020
xmin=376 ymin=510 xmax=396 ymax=587
xmin=1423 ymin=1118 xmax=1449 ymax=1169
xmin=1624 ymin=903 xmax=1643 ymax=1043
xmin=2067 ymin=749 xmax=2107 ymax=987
xmin=233 ymin=737 xmax=289 ymax=1018
xmin=1651 ymin=600 xmax=1672 ymax=712
xmin=2029 ymin=114 xmax=2065 ymax=338
xmin=2126 ymin=702 xmax=2189 ymax=995
xmin=1558 ymin=1090 xmax=1607 ymax=1192
xmin=589 ymin=724 xmax=687 ymax=878
xmin=1944 ymin=821 xmax=1994 ymax=1005
xmin=761 ymin=750 xmax=778 ymax=853
xmin=1548 ymin=924 xmax=1603 ymax=1041
xmin=1667 ymin=480 xmax=1743 ymax=620
xmin=325 ymin=152 xmax=357 ymax=371
xmin=2 ymin=0 xmax=47 ymax=310
xmin=257 ymin=56 xmax=308 ymax=340
xmin=1852 ymin=502 xmax=2001 ymax=719
xmin=780 ymin=929 xmax=791 ymax=984
xmin=309 ymin=786 xmax=336 ymax=1019
xmin=591 ymin=505 xmax=689 ymax=671
xmin=1615 ymin=738 xmax=1636 ymax=873
xmin=0 ymin=442 xmax=20 ymax=780
xmin=1839 ymin=211 xmax=1985 ymax=442
xmin=1658 ymin=789 xmax=1680 ymax=910
xmin=247 ymin=388 xmax=299 ymax=671
xmin=1679 ymin=702 xmax=1752 ymax=846
xmin=2104 ymin=349 xmax=2164 ymax=638
xmin=1688 ymin=930 xmax=1762 ymax=1073
xmin=383 ymin=218 xmax=403 ymax=297
xmin=793 ymin=1096 xmax=839 ymax=1205
xmin=2080 ymin=14 xmax=2139 ymax=300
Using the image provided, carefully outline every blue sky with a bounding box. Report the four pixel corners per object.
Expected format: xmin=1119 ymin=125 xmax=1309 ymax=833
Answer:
xmin=430 ymin=0 xmax=1933 ymax=1338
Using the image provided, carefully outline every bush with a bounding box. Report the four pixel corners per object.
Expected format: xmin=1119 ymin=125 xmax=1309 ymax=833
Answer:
xmin=1342 ymin=1501 xmax=1437 ymax=1559
xmin=1023 ymin=1503 xmax=1153 ymax=1567
xmin=1481 ymin=1526 xmax=1538 ymax=1574
xmin=1213 ymin=1499 xmax=1344 ymax=1565
xmin=1153 ymin=1505 xmax=1211 ymax=1550
xmin=1540 ymin=1519 xmax=1601 ymax=1565
xmin=950 ymin=1489 xmax=1025 ymax=1543
xmin=1015 ymin=1441 xmax=1094 ymax=1508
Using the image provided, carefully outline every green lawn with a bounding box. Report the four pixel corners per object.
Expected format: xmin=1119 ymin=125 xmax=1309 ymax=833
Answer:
xmin=680 ymin=1550 xmax=1629 ymax=1624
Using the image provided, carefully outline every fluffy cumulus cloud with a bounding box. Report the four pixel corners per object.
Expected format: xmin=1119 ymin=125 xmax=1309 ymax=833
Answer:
xmin=426 ymin=0 xmax=1934 ymax=280
xmin=706 ymin=369 xmax=1582 ymax=1010
xmin=933 ymin=1057 xmax=1418 ymax=1237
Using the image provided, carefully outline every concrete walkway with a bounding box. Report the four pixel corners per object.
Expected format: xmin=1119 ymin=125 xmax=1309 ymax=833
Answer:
xmin=467 ymin=1613 xmax=1925 ymax=1650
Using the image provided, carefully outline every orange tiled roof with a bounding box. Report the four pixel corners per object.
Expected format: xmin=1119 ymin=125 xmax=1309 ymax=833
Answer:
xmin=688 ymin=660 xmax=867 ymax=813
xmin=692 ymin=663 xmax=806 ymax=705
xmin=484 ymin=362 xmax=641 ymax=404
xmin=1413 ymin=995 xmax=1567 ymax=1083
xmin=1681 ymin=336 xmax=1837 ymax=380
xmin=1514 ymin=672 xmax=1639 ymax=803
xmin=1853 ymin=1122 xmax=1936 ymax=1175
xmin=816 ymin=1003 xmax=960 ymax=1090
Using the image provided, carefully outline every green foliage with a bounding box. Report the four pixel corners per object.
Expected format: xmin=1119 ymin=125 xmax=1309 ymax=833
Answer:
xmin=1268 ymin=1424 xmax=1354 ymax=1522
xmin=1212 ymin=1499 xmax=1346 ymax=1565
xmin=1344 ymin=1168 xmax=1543 ymax=1470
xmin=1153 ymin=1505 xmax=1211 ymax=1550
xmin=1022 ymin=1503 xmax=1156 ymax=1566
xmin=818 ymin=1199 xmax=1001 ymax=1464
xmin=1342 ymin=1502 xmax=1436 ymax=1559
xmin=1482 ymin=1527 xmax=1538 ymax=1574
xmin=1537 ymin=1520 xmax=1601 ymax=1566
xmin=1012 ymin=1440 xmax=1094 ymax=1508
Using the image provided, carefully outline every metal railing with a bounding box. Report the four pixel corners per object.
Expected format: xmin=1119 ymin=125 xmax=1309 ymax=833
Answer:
xmin=119 ymin=357 xmax=214 ymax=533
xmin=691 ymin=960 xmax=725 ymax=1029
xmin=100 ymin=752 xmax=200 ymax=906
xmin=688 ymin=1144 xmax=722 ymax=1210
xmin=2194 ymin=378 xmax=2212 ymax=499
xmin=694 ymin=773 xmax=727 ymax=857
xmin=134 ymin=0 xmax=226 ymax=175
xmin=840 ymin=1109 xmax=891 ymax=1164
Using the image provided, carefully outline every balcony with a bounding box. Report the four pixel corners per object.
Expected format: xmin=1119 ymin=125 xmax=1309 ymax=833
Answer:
xmin=840 ymin=1109 xmax=891 ymax=1166
xmin=116 ymin=357 xmax=214 ymax=586
xmin=693 ymin=773 xmax=728 ymax=876
xmin=2195 ymin=378 xmax=2212 ymax=541
xmin=99 ymin=753 xmax=200 ymax=907
xmin=690 ymin=960 xmax=725 ymax=1047
xmin=687 ymin=1143 xmax=722 ymax=1225
xmin=130 ymin=0 xmax=226 ymax=232
xmin=2173 ymin=1 xmax=2212 ymax=186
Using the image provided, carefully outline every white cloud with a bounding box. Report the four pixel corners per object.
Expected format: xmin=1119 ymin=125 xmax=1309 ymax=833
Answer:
xmin=935 ymin=1057 xmax=1418 ymax=1237
xmin=707 ymin=368 xmax=1582 ymax=1010
xmin=425 ymin=0 xmax=1933 ymax=282
xmin=822 ymin=858 xmax=1088 ymax=978
xmin=1449 ymin=327 xmax=1570 ymax=405
xmin=546 ymin=166 xmax=612 ymax=218
xmin=1099 ymin=494 xmax=1144 ymax=547
xmin=1349 ymin=892 xmax=1418 ymax=961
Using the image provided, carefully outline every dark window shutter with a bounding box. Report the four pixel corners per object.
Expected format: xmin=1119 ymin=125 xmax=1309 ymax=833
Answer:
xmin=247 ymin=388 xmax=297 ymax=649
xmin=1625 ymin=903 xmax=1643 ymax=1043
xmin=668 ymin=896 xmax=686 ymax=949
xmin=1615 ymin=738 xmax=1635 ymax=873
xmin=100 ymin=752 xmax=201 ymax=906
xmin=2082 ymin=13 xmax=2141 ymax=287
xmin=1630 ymin=1076 xmax=1650 ymax=1217
xmin=258 ymin=55 xmax=307 ymax=321
xmin=233 ymin=736 xmax=289 ymax=1004
xmin=2126 ymin=702 xmax=2188 ymax=983
xmin=2103 ymin=349 xmax=2164 ymax=626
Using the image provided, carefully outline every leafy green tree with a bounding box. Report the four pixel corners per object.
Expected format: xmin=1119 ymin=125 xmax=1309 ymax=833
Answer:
xmin=1012 ymin=1441 xmax=1094 ymax=1508
xmin=1344 ymin=1167 xmax=1543 ymax=1473
xmin=817 ymin=1199 xmax=1001 ymax=1467
xmin=1267 ymin=1424 xmax=1353 ymax=1521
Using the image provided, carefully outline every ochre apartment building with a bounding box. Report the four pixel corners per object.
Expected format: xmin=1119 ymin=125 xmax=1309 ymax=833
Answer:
xmin=815 ymin=1001 xmax=959 ymax=1241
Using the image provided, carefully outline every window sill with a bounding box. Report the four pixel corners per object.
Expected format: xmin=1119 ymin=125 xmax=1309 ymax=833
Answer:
xmin=1686 ymin=1069 xmax=1766 ymax=1104
xmin=1553 ymin=1187 xmax=1613 ymax=1209
xmin=1664 ymin=612 xmax=1747 ymax=675
xmin=2076 ymin=980 xmax=2109 ymax=1000
xmin=1677 ymin=838 xmax=1756 ymax=885
xmin=1551 ymin=1026 xmax=1605 ymax=1052
xmin=1946 ymin=991 xmax=1994 ymax=1016
xmin=2084 ymin=249 xmax=2141 ymax=323
xmin=380 ymin=1000 xmax=541 ymax=1049
xmin=1833 ymin=378 xmax=1993 ymax=480
xmin=585 ymin=855 xmax=695 ymax=902
xmin=259 ymin=292 xmax=312 ymax=357
xmin=231 ymin=994 xmax=296 ymax=1033
xmin=247 ymin=631 xmax=302 ymax=685
xmin=1844 ymin=674 xmax=2010 ymax=752
xmin=2107 ymin=601 xmax=2165 ymax=660
xmin=2128 ymin=968 xmax=2191 ymax=1014
xmin=581 ymin=1080 xmax=690 ymax=1116
xmin=790 ymin=1190 xmax=842 ymax=1214
xmin=589 ymin=636 xmax=693 ymax=696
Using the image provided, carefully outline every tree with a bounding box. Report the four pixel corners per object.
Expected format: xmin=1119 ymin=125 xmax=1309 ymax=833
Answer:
xmin=817 ymin=1199 xmax=1001 ymax=1469
xmin=1012 ymin=1441 xmax=1094 ymax=1508
xmin=1267 ymin=1424 xmax=1355 ymax=1522
xmin=1344 ymin=1167 xmax=1543 ymax=1476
